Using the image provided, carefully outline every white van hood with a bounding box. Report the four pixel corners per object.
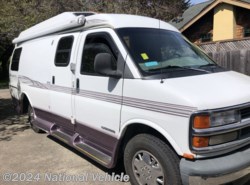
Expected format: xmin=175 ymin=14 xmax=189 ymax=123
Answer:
xmin=166 ymin=71 xmax=250 ymax=110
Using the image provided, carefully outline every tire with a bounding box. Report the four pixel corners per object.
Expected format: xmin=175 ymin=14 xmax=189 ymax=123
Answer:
xmin=28 ymin=105 xmax=44 ymax=133
xmin=124 ymin=134 xmax=182 ymax=185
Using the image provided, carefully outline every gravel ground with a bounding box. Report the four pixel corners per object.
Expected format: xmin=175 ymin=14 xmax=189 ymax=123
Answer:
xmin=0 ymin=89 xmax=249 ymax=185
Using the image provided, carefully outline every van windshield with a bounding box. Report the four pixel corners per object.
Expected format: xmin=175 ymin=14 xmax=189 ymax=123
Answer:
xmin=116 ymin=28 xmax=216 ymax=77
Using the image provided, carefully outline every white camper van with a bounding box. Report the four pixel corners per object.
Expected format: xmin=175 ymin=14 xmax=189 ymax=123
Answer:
xmin=9 ymin=12 xmax=250 ymax=185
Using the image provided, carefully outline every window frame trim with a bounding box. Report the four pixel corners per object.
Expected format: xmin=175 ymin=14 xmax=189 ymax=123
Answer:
xmin=10 ymin=47 xmax=22 ymax=71
xmin=80 ymin=32 xmax=119 ymax=76
xmin=244 ymin=27 xmax=250 ymax=37
xmin=54 ymin=35 xmax=74 ymax=67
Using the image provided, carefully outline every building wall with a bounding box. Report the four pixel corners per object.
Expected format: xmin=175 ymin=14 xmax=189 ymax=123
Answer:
xmin=213 ymin=3 xmax=235 ymax=41
xmin=235 ymin=7 xmax=250 ymax=39
xmin=183 ymin=4 xmax=250 ymax=43
xmin=182 ymin=10 xmax=213 ymax=44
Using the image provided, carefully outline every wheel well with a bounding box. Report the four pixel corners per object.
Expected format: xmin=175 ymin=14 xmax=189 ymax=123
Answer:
xmin=21 ymin=94 xmax=30 ymax=114
xmin=116 ymin=123 xmax=179 ymax=164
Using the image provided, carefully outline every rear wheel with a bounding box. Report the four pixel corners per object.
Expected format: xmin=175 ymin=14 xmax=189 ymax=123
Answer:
xmin=124 ymin=134 xmax=182 ymax=185
xmin=28 ymin=105 xmax=44 ymax=133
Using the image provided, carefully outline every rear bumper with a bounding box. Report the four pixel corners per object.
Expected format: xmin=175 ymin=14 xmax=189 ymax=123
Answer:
xmin=180 ymin=146 xmax=250 ymax=185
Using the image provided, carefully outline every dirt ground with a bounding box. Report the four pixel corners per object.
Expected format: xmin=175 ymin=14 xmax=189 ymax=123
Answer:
xmin=0 ymin=89 xmax=249 ymax=185
xmin=0 ymin=90 xmax=30 ymax=142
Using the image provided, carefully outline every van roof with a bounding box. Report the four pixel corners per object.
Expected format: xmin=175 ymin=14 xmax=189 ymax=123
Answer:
xmin=13 ymin=12 xmax=179 ymax=44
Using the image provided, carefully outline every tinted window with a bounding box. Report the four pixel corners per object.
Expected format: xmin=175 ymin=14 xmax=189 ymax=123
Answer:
xmin=55 ymin=36 xmax=74 ymax=66
xmin=81 ymin=34 xmax=117 ymax=75
xmin=11 ymin=48 xmax=22 ymax=71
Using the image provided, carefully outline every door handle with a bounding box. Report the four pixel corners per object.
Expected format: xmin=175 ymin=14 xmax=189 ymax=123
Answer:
xmin=52 ymin=76 xmax=55 ymax=84
xmin=76 ymin=78 xmax=80 ymax=93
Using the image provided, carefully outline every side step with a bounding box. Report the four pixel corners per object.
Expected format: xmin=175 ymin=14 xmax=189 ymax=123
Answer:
xmin=51 ymin=129 xmax=73 ymax=144
xmin=74 ymin=141 xmax=112 ymax=166
xmin=50 ymin=128 xmax=112 ymax=166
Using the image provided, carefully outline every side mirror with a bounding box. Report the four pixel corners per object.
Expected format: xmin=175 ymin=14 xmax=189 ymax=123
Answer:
xmin=94 ymin=53 xmax=122 ymax=78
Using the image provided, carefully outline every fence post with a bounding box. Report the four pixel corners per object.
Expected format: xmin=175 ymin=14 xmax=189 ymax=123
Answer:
xmin=216 ymin=42 xmax=220 ymax=52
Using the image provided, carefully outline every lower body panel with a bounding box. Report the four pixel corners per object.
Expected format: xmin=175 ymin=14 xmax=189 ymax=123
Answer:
xmin=32 ymin=107 xmax=119 ymax=168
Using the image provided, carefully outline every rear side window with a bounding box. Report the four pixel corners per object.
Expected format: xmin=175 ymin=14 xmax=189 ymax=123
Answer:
xmin=55 ymin=36 xmax=74 ymax=66
xmin=11 ymin=48 xmax=22 ymax=71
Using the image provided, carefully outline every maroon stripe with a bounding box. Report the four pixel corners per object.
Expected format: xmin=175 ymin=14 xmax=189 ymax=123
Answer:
xmin=123 ymin=96 xmax=196 ymax=110
xmin=34 ymin=108 xmax=74 ymax=131
xmin=33 ymin=108 xmax=119 ymax=168
xmin=75 ymin=122 xmax=118 ymax=158
xmin=122 ymin=102 xmax=191 ymax=117
xmin=21 ymin=76 xmax=197 ymax=117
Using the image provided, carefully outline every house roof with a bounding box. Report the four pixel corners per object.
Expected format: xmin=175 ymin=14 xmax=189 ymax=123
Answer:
xmin=170 ymin=0 xmax=250 ymax=32
xmin=241 ymin=0 xmax=250 ymax=3
xmin=170 ymin=0 xmax=214 ymax=30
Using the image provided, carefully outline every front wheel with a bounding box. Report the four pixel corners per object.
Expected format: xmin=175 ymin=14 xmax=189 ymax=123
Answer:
xmin=28 ymin=105 xmax=44 ymax=133
xmin=124 ymin=134 xmax=182 ymax=185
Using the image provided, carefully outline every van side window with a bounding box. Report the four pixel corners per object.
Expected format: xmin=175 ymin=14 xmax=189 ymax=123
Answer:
xmin=55 ymin=36 xmax=74 ymax=66
xmin=81 ymin=33 xmax=117 ymax=75
xmin=11 ymin=48 xmax=22 ymax=71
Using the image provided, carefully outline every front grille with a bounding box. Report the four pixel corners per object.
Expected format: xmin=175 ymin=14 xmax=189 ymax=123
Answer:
xmin=240 ymin=107 xmax=250 ymax=120
xmin=240 ymin=126 xmax=250 ymax=139
xmin=239 ymin=107 xmax=250 ymax=140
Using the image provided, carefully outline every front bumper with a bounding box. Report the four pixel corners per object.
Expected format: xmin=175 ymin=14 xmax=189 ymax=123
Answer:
xmin=180 ymin=146 xmax=250 ymax=185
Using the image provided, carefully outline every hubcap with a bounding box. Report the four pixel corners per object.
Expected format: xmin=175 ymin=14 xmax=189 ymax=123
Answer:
xmin=132 ymin=150 xmax=164 ymax=185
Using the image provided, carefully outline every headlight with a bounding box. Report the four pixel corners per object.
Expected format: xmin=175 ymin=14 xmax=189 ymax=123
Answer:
xmin=210 ymin=110 xmax=240 ymax=127
xmin=191 ymin=109 xmax=241 ymax=149
xmin=193 ymin=110 xmax=240 ymax=129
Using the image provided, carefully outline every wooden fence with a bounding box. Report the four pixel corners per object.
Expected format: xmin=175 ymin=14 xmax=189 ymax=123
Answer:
xmin=206 ymin=50 xmax=250 ymax=75
xmin=198 ymin=38 xmax=250 ymax=76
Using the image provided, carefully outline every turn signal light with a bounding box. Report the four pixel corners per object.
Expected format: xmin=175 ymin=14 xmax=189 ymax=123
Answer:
xmin=183 ymin=153 xmax=195 ymax=160
xmin=192 ymin=136 xmax=209 ymax=148
xmin=193 ymin=115 xmax=210 ymax=129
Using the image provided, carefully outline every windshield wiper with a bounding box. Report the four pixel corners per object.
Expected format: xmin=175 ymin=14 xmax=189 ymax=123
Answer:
xmin=179 ymin=66 xmax=211 ymax=73
xmin=199 ymin=63 xmax=217 ymax=68
xmin=148 ymin=65 xmax=211 ymax=73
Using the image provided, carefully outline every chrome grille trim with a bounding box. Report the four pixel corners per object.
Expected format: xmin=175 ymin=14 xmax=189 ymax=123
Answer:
xmin=192 ymin=137 xmax=250 ymax=154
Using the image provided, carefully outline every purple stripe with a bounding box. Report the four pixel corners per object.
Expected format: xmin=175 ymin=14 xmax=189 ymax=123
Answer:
xmin=75 ymin=122 xmax=118 ymax=157
xmin=34 ymin=108 xmax=74 ymax=131
xmin=123 ymin=99 xmax=195 ymax=113
xmin=33 ymin=107 xmax=118 ymax=168
xmin=122 ymin=102 xmax=191 ymax=117
xmin=77 ymin=92 xmax=122 ymax=104
xmin=123 ymin=97 xmax=196 ymax=110
xmin=20 ymin=76 xmax=197 ymax=117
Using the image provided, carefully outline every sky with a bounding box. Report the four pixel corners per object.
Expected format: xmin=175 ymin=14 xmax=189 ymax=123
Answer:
xmin=190 ymin=0 xmax=208 ymax=5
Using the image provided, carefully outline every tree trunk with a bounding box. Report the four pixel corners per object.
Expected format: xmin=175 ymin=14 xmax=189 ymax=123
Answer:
xmin=0 ymin=45 xmax=14 ymax=79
